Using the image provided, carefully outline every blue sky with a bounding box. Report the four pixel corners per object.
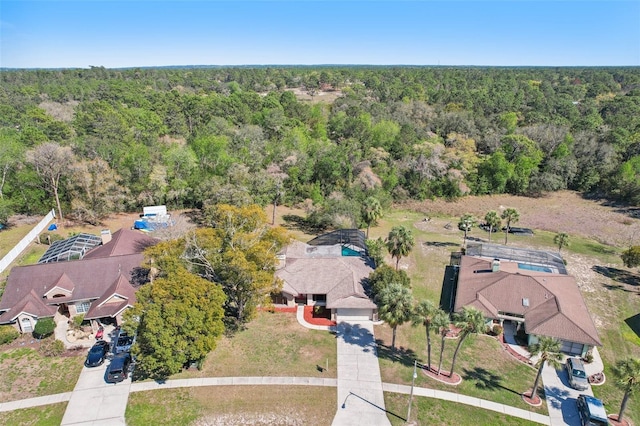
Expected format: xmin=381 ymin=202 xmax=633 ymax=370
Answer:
xmin=1 ymin=1 xmax=639 ymax=68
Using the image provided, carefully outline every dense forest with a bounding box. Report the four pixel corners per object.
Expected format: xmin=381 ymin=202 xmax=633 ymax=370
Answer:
xmin=0 ymin=66 xmax=639 ymax=228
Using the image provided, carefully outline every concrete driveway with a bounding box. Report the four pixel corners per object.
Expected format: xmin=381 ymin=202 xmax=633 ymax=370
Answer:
xmin=61 ymin=358 xmax=131 ymax=425
xmin=542 ymin=363 xmax=593 ymax=426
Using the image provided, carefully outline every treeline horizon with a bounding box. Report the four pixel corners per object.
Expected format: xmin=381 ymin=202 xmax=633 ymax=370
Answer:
xmin=0 ymin=66 xmax=639 ymax=229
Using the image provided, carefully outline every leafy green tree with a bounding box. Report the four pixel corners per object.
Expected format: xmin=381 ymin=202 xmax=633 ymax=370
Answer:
xmin=612 ymin=357 xmax=640 ymax=423
xmin=484 ymin=211 xmax=502 ymax=243
xmin=554 ymin=232 xmax=570 ymax=253
xmin=124 ymin=267 xmax=226 ymax=379
xmin=457 ymin=214 xmax=476 ymax=246
xmin=475 ymin=151 xmax=514 ymax=194
xmin=450 ymin=307 xmax=486 ymax=378
xmin=412 ymin=300 xmax=446 ymax=372
xmin=362 ymin=196 xmax=382 ymax=238
xmin=188 ymin=204 xmax=289 ymax=328
xmin=501 ymin=208 xmax=520 ymax=245
xmin=368 ymin=264 xmax=410 ymax=297
xmin=376 ymin=283 xmax=414 ymax=350
xmin=621 ymin=246 xmax=640 ymax=268
xmin=385 ymin=225 xmax=415 ymax=271
xmin=527 ymin=337 xmax=563 ymax=402
xmin=365 ymin=237 xmax=386 ymax=268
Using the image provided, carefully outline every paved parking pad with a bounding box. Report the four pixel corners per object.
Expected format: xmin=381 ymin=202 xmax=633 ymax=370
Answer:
xmin=61 ymin=362 xmax=131 ymax=425
xmin=542 ymin=364 xmax=593 ymax=426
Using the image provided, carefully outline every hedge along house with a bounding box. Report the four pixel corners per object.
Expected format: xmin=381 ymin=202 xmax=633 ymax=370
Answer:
xmin=274 ymin=230 xmax=378 ymax=322
xmin=453 ymin=246 xmax=601 ymax=357
xmin=0 ymin=229 xmax=157 ymax=333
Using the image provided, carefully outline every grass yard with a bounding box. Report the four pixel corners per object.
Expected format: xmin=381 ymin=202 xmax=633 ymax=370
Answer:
xmin=0 ymin=401 xmax=67 ymax=426
xmin=384 ymin=393 xmax=540 ymax=426
xmin=0 ymin=346 xmax=84 ymax=403
xmin=375 ymin=323 xmax=547 ymax=414
xmin=173 ymin=310 xmax=337 ymax=379
xmin=127 ymin=386 xmax=336 ymax=426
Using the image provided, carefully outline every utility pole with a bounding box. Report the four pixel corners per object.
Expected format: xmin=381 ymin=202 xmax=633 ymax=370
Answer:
xmin=407 ymin=359 xmax=418 ymax=423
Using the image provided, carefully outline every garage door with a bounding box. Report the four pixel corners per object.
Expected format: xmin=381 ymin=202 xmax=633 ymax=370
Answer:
xmin=336 ymin=308 xmax=372 ymax=321
xmin=561 ymin=340 xmax=584 ymax=356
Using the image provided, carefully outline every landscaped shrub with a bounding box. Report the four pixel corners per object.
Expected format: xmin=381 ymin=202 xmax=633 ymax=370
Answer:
xmin=33 ymin=317 xmax=56 ymax=339
xmin=72 ymin=314 xmax=85 ymax=330
xmin=492 ymin=325 xmax=503 ymax=336
xmin=39 ymin=338 xmax=64 ymax=357
xmin=0 ymin=325 xmax=19 ymax=345
xmin=38 ymin=232 xmax=64 ymax=245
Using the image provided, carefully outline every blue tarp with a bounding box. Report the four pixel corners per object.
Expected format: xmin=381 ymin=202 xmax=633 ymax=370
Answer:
xmin=47 ymin=224 xmax=58 ymax=231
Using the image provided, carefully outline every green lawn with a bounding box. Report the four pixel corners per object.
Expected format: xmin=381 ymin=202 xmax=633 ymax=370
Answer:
xmin=0 ymin=346 xmax=84 ymax=403
xmin=173 ymin=310 xmax=337 ymax=379
xmin=371 ymin=207 xmax=640 ymax=425
xmin=0 ymin=402 xmax=67 ymax=426
xmin=127 ymin=386 xmax=336 ymax=426
xmin=385 ymin=393 xmax=540 ymax=426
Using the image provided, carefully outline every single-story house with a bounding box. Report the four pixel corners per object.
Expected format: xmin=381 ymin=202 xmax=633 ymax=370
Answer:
xmin=453 ymin=251 xmax=601 ymax=357
xmin=0 ymin=228 xmax=156 ymax=333
xmin=274 ymin=233 xmax=378 ymax=322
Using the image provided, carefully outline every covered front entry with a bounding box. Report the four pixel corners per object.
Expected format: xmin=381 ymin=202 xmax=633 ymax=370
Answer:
xmin=336 ymin=308 xmax=372 ymax=321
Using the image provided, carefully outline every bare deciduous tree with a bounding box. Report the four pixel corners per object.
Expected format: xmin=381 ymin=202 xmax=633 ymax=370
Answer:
xmin=26 ymin=142 xmax=74 ymax=221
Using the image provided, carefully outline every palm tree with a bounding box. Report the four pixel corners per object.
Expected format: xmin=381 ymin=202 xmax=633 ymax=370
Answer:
xmin=362 ymin=196 xmax=382 ymax=238
xmin=412 ymin=300 xmax=445 ymax=372
xmin=458 ymin=214 xmax=476 ymax=247
xmin=385 ymin=226 xmax=415 ymax=271
xmin=433 ymin=311 xmax=451 ymax=375
xmin=554 ymin=232 xmax=569 ymax=253
xmin=501 ymin=208 xmax=520 ymax=245
xmin=449 ymin=307 xmax=486 ymax=377
xmin=376 ymin=283 xmax=414 ymax=350
xmin=484 ymin=211 xmax=502 ymax=243
xmin=612 ymin=357 xmax=640 ymax=422
xmin=528 ymin=336 xmax=563 ymax=401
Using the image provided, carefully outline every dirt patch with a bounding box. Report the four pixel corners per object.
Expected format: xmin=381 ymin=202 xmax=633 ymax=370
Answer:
xmin=403 ymin=191 xmax=640 ymax=247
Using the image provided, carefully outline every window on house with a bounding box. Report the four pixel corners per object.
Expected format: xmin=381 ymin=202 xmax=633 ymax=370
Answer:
xmin=76 ymin=301 xmax=91 ymax=313
xmin=312 ymin=294 xmax=326 ymax=302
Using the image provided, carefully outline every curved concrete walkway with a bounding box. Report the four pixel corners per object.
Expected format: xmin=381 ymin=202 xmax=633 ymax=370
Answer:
xmin=0 ymin=311 xmax=552 ymax=425
xmin=0 ymin=378 xmax=550 ymax=424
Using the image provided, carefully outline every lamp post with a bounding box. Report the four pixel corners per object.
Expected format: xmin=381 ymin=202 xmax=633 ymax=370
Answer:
xmin=407 ymin=359 xmax=418 ymax=423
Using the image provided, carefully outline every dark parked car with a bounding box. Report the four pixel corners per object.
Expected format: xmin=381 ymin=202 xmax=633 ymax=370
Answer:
xmin=85 ymin=340 xmax=110 ymax=367
xmin=577 ymin=394 xmax=609 ymax=426
xmin=106 ymin=353 xmax=133 ymax=383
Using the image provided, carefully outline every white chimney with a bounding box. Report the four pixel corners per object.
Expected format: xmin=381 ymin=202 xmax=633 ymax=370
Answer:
xmin=492 ymin=258 xmax=500 ymax=272
xmin=101 ymin=229 xmax=112 ymax=245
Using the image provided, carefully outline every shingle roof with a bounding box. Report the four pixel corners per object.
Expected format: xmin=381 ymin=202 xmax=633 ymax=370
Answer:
xmin=276 ymin=240 xmax=375 ymax=309
xmin=85 ymin=274 xmax=136 ymax=320
xmin=83 ymin=229 xmax=157 ymax=259
xmin=455 ymin=256 xmax=601 ymax=346
xmin=0 ymin=290 xmax=56 ymax=323
xmin=0 ymin=228 xmax=156 ymax=324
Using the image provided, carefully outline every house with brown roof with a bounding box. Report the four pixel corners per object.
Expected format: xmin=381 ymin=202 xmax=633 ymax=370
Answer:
xmin=453 ymin=250 xmax=601 ymax=357
xmin=275 ymin=238 xmax=378 ymax=321
xmin=0 ymin=228 xmax=156 ymax=333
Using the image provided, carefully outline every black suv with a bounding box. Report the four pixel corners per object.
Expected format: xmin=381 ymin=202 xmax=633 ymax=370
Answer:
xmin=576 ymin=394 xmax=609 ymax=426
xmin=106 ymin=353 xmax=133 ymax=383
